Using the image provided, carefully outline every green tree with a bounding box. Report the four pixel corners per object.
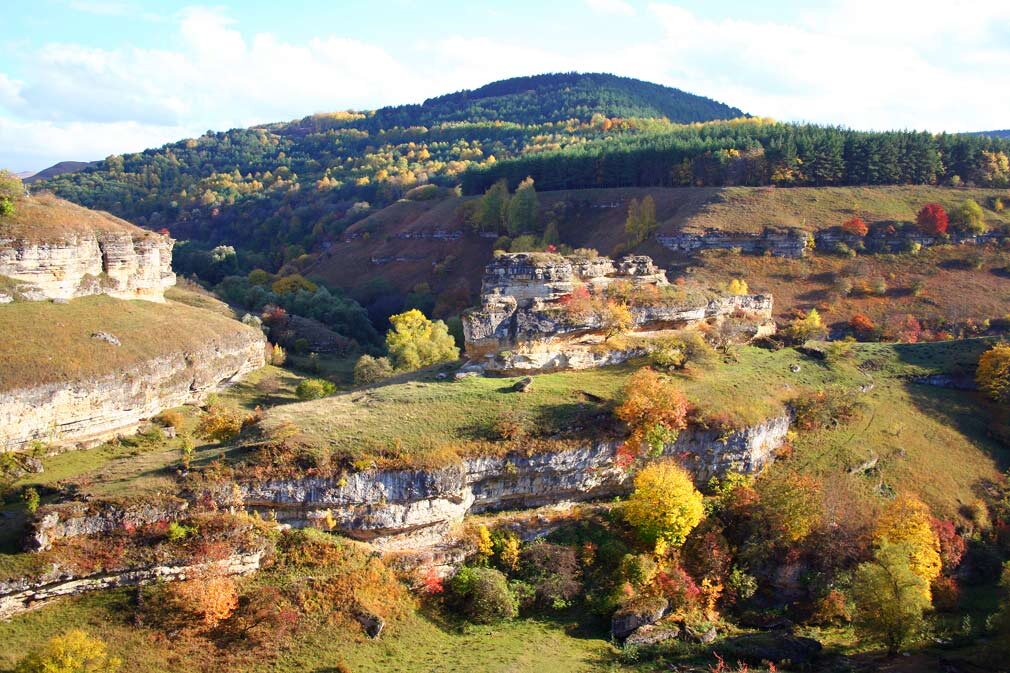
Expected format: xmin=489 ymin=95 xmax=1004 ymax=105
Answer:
xmin=624 ymin=195 xmax=657 ymax=246
xmin=0 ymin=169 xmax=23 ymax=217
xmin=15 ymin=629 xmax=121 ymax=673
xmin=852 ymin=540 xmax=931 ymax=655
xmin=506 ymin=176 xmax=539 ymax=235
xmin=479 ymin=179 xmax=510 ymax=234
xmin=385 ymin=309 xmax=460 ymax=371
xmin=448 ymin=566 xmax=518 ymax=623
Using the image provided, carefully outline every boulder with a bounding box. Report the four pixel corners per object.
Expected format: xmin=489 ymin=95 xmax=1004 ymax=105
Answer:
xmin=717 ymin=632 xmax=822 ymax=667
xmin=625 ymin=623 xmax=680 ymax=647
xmin=611 ymin=596 xmax=668 ymax=640
xmin=685 ymin=624 xmax=718 ymax=644
xmin=513 ymin=376 xmax=534 ymax=393
xmin=352 ymin=608 xmax=385 ymax=639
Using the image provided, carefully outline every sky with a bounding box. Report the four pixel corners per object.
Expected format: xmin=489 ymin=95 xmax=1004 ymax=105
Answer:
xmin=3 ymin=0 xmax=1010 ymax=172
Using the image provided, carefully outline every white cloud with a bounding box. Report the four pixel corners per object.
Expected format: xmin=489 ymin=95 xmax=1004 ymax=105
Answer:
xmin=4 ymin=1 xmax=1010 ymax=171
xmin=585 ymin=0 xmax=636 ymax=16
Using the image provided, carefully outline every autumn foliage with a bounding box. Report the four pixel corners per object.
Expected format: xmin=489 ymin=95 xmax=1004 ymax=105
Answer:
xmin=916 ymin=203 xmax=949 ymax=236
xmin=977 ymin=343 xmax=1010 ymax=402
xmin=873 ymin=493 xmax=942 ymax=599
xmin=624 ymin=460 xmax=704 ymax=548
xmin=165 ymin=573 xmax=240 ymax=629
xmin=615 ymin=368 xmax=692 ymax=458
xmin=849 ymin=313 xmax=876 ymax=338
xmin=841 ymin=216 xmax=869 ymax=237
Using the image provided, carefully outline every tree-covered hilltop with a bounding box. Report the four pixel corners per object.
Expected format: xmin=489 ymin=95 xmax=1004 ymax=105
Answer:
xmin=463 ymin=119 xmax=1010 ymax=193
xmin=366 ymin=72 xmax=745 ymax=128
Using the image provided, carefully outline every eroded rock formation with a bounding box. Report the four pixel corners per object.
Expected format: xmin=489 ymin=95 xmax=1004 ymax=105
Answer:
xmin=462 ymin=252 xmax=774 ymax=373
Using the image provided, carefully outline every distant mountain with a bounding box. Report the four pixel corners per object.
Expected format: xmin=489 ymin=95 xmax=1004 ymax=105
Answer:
xmin=26 ymin=161 xmax=95 ymax=184
xmin=15 ymin=171 xmax=35 ymax=180
xmin=367 ymin=72 xmax=746 ymax=127
xmin=971 ymin=130 xmax=1010 ymax=138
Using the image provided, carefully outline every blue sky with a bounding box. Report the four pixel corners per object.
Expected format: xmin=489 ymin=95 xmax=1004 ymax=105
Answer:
xmin=3 ymin=0 xmax=1010 ymax=172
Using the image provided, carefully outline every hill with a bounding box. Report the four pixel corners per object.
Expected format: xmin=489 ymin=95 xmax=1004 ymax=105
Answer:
xmin=370 ymin=72 xmax=745 ymax=127
xmin=24 ymin=160 xmax=94 ymax=184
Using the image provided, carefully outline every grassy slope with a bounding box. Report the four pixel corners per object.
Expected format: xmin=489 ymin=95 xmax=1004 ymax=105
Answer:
xmin=0 ymin=192 xmax=153 ymax=242
xmin=262 ymin=340 xmax=1005 ymax=518
xmin=0 ymin=589 xmax=625 ymax=673
xmin=0 ymin=288 xmax=261 ymax=392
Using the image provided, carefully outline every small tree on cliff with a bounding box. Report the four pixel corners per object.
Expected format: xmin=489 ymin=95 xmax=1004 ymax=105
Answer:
xmin=385 ymin=309 xmax=459 ymax=371
xmin=615 ymin=368 xmax=692 ymax=457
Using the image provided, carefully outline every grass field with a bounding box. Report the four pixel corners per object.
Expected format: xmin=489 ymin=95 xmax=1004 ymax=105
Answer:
xmin=0 ymin=192 xmax=152 ymax=242
xmin=0 ymin=288 xmax=263 ymax=392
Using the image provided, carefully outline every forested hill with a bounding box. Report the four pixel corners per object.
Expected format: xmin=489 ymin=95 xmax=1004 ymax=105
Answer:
xmin=365 ymin=72 xmax=745 ymax=128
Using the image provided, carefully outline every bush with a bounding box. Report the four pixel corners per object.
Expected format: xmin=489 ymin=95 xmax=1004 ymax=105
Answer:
xmin=15 ymin=630 xmax=120 ymax=673
xmin=153 ymin=409 xmax=185 ymax=429
xmin=615 ymin=368 xmax=692 ymax=458
xmin=353 ymin=355 xmax=394 ymax=385
xmin=951 ymin=198 xmax=987 ymax=235
xmin=782 ymin=308 xmax=826 ymax=343
xmin=792 ymin=386 xmax=864 ymax=431
xmin=727 ymin=278 xmax=748 ymax=295
xmin=269 ymin=343 xmax=287 ymax=366
xmin=916 ymin=203 xmax=949 ymax=236
xmin=164 ymin=574 xmax=240 ymax=629
xmin=841 ymin=216 xmax=869 ymax=237
xmin=516 ymin=542 xmax=582 ymax=610
xmin=296 ymin=378 xmax=337 ymax=400
xmin=386 ymin=309 xmax=460 ymax=371
xmin=197 ymin=405 xmax=244 ymax=441
xmin=448 ymin=566 xmax=517 ymax=623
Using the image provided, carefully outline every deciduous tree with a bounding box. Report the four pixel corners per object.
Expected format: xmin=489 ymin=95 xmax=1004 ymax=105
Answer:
xmin=916 ymin=203 xmax=949 ymax=236
xmin=615 ymin=368 xmax=692 ymax=456
xmin=852 ymin=540 xmax=931 ymax=655
xmin=874 ymin=493 xmax=942 ymax=598
xmin=15 ymin=630 xmax=121 ymax=673
xmin=977 ymin=344 xmax=1010 ymax=402
xmin=385 ymin=309 xmax=459 ymax=371
xmin=624 ymin=460 xmax=704 ymax=548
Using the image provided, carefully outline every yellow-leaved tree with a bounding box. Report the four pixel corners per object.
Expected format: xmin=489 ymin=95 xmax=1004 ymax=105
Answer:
xmin=615 ymin=368 xmax=692 ymax=457
xmin=873 ymin=493 xmax=942 ymax=600
xmin=977 ymin=344 xmax=1010 ymax=402
xmin=624 ymin=460 xmax=704 ymax=548
xmin=15 ymin=629 xmax=121 ymax=673
xmin=727 ymin=278 xmax=749 ymax=295
xmin=755 ymin=470 xmax=823 ymax=543
xmin=385 ymin=309 xmax=460 ymax=372
xmin=852 ymin=540 xmax=931 ymax=655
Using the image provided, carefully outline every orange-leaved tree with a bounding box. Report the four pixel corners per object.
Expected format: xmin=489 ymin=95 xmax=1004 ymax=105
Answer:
xmin=615 ymin=368 xmax=692 ymax=458
xmin=842 ymin=216 xmax=869 ymax=237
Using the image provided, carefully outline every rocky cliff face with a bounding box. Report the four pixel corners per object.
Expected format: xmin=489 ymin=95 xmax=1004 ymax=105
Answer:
xmin=0 ymin=229 xmax=175 ymax=303
xmin=657 ymin=227 xmax=812 ymax=258
xmin=463 ymin=252 xmax=774 ymax=373
xmin=0 ymin=326 xmax=265 ymax=450
xmin=228 ymin=416 xmax=789 ymax=548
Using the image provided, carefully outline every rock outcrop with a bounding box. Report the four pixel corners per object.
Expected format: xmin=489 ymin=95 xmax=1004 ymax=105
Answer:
xmin=462 ymin=252 xmax=774 ymax=373
xmin=0 ymin=325 xmax=265 ymax=450
xmin=225 ymin=415 xmax=789 ymax=548
xmin=0 ymin=194 xmax=175 ymax=302
xmin=0 ymin=551 xmax=263 ymax=620
xmin=26 ymin=496 xmax=190 ymax=552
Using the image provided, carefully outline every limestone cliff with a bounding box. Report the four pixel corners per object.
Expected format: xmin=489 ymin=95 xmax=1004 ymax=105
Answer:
xmin=462 ymin=252 xmax=775 ymax=373
xmin=0 ymin=193 xmax=175 ymax=302
xmin=224 ymin=415 xmax=789 ymax=548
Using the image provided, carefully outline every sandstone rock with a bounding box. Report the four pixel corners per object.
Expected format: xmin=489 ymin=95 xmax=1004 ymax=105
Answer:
xmin=612 ymin=596 xmax=668 ymax=640
xmin=454 ymin=371 xmax=479 ymax=380
xmin=685 ymin=624 xmax=718 ymax=644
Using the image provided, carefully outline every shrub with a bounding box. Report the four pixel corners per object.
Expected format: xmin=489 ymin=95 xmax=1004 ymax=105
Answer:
xmin=516 ymin=543 xmax=582 ymax=610
xmin=295 ymin=378 xmax=337 ymax=400
xmin=167 ymin=521 xmax=196 ymax=541
xmin=852 ymin=541 xmax=931 ymax=655
xmin=916 ymin=203 xmax=949 ymax=236
xmin=353 ymin=355 xmax=394 ymax=385
xmin=977 ymin=344 xmax=1010 ymax=402
xmin=841 ymin=216 xmax=869 ymax=237
xmin=727 ymin=278 xmax=748 ymax=295
xmin=615 ymin=368 xmax=692 ymax=457
xmin=0 ymin=169 xmax=22 ymax=218
xmin=624 ymin=460 xmax=704 ymax=548
xmin=755 ymin=471 xmax=823 ymax=544
xmin=491 ymin=530 xmax=521 ymax=572
xmin=792 ymin=387 xmax=864 ymax=431
xmin=164 ymin=574 xmax=240 ymax=629
xmin=849 ymin=313 xmax=877 ymax=340
xmin=386 ymin=309 xmax=460 ymax=371
xmin=491 ymin=409 xmax=528 ymax=441
xmin=14 ymin=629 xmax=120 ymax=673
xmin=448 ymin=566 xmax=517 ymax=623
xmin=931 ymin=576 xmax=961 ymax=612
xmin=269 ymin=343 xmax=287 ymax=366
xmin=197 ymin=405 xmax=244 ymax=442
xmin=931 ymin=518 xmax=966 ymax=572
xmin=951 ymin=198 xmax=987 ymax=235
xmin=782 ymin=308 xmax=826 ymax=343
xmin=153 ymin=409 xmax=185 ymax=429
xmin=271 ymin=274 xmax=318 ymax=295
xmin=22 ymin=487 xmax=40 ymax=514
